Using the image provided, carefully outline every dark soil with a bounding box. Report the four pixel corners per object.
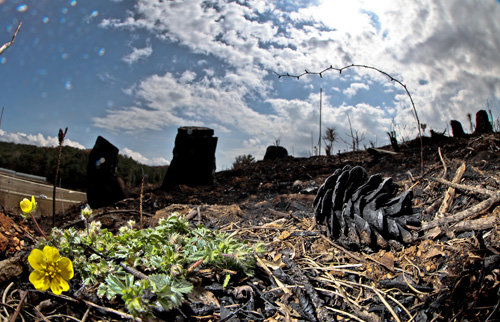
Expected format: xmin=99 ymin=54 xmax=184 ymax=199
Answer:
xmin=1 ymin=132 xmax=499 ymax=321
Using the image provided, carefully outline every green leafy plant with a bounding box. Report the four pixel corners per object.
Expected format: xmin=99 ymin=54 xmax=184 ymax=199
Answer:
xmin=48 ymin=214 xmax=265 ymax=317
xmin=232 ymin=154 xmax=255 ymax=170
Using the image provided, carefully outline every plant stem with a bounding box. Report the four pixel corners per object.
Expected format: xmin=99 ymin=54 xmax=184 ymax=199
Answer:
xmin=53 ymin=127 xmax=67 ymax=228
xmin=30 ymin=213 xmax=49 ymax=241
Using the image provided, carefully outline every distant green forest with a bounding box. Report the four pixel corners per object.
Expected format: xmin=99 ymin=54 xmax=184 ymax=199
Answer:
xmin=0 ymin=141 xmax=168 ymax=191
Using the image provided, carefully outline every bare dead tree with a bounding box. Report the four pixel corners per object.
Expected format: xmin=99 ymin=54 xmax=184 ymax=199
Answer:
xmin=486 ymin=100 xmax=499 ymax=132
xmin=322 ymin=126 xmax=337 ymax=156
xmin=420 ymin=123 xmax=427 ymax=135
xmin=354 ymin=130 xmax=365 ymax=151
xmin=339 ymin=113 xmax=365 ymax=151
xmin=386 ymin=130 xmax=400 ymax=152
xmin=340 ymin=129 xmax=365 ymax=152
xmin=467 ymin=113 xmax=474 ymax=133
xmin=275 ymin=63 xmax=424 ymax=174
xmin=0 ymin=22 xmax=22 ymax=56
xmin=346 ymin=113 xmax=356 ymax=151
xmin=318 ymin=88 xmax=322 ymax=155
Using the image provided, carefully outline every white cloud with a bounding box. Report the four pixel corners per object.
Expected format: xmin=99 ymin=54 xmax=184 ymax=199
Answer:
xmin=121 ymin=147 xmax=169 ymax=166
xmin=179 ymin=70 xmax=196 ymax=83
xmin=98 ymin=0 xmax=500 ymax=165
xmin=122 ymin=44 xmax=153 ymax=64
xmin=93 ymin=71 xmax=278 ymax=137
xmin=0 ymin=129 xmax=85 ymax=149
xmin=343 ymin=83 xmax=370 ymax=98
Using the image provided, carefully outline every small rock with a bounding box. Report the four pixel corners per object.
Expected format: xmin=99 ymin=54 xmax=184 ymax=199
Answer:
xmin=0 ymin=256 xmax=23 ymax=284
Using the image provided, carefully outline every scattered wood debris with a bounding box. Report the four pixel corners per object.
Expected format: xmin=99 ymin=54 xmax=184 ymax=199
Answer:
xmin=0 ymin=133 xmax=499 ymax=320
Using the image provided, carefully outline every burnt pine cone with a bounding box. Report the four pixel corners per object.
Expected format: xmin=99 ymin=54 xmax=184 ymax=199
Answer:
xmin=313 ymin=165 xmax=420 ymax=249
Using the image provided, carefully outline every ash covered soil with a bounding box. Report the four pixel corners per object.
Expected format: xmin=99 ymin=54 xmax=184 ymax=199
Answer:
xmin=1 ymin=133 xmax=499 ymax=321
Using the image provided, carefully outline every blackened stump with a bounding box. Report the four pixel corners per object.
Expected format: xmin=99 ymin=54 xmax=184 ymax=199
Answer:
xmin=161 ymin=127 xmax=217 ymax=188
xmin=263 ymin=146 xmax=288 ymax=161
xmin=474 ymin=110 xmax=493 ymax=135
xmin=450 ymin=120 xmax=466 ymax=138
xmin=87 ymin=136 xmax=125 ymax=208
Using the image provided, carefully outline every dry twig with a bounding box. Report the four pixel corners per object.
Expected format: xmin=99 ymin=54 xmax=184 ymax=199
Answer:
xmin=422 ymin=190 xmax=500 ymax=231
xmin=438 ymin=147 xmax=447 ymax=179
xmin=437 ymin=162 xmax=466 ymax=218
xmin=7 ymin=290 xmax=27 ymax=322
xmin=0 ymin=22 xmax=22 ymax=55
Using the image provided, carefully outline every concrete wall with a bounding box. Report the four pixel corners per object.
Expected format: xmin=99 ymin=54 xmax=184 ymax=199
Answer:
xmin=0 ymin=169 xmax=87 ymax=216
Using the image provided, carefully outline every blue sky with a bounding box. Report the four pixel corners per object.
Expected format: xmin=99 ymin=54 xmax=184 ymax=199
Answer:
xmin=1 ymin=0 xmax=499 ymax=170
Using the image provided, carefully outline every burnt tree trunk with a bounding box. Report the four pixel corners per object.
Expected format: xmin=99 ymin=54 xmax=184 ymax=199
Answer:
xmin=450 ymin=120 xmax=466 ymax=138
xmin=473 ymin=110 xmax=493 ymax=135
xmin=161 ymin=127 xmax=218 ymax=188
xmin=87 ymin=136 xmax=125 ymax=208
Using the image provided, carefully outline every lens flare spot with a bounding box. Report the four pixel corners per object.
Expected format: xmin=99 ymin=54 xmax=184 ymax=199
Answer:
xmin=95 ymin=157 xmax=105 ymax=167
xmin=90 ymin=10 xmax=98 ymax=18
xmin=61 ymin=53 xmax=69 ymax=60
xmin=42 ymin=17 xmax=50 ymax=23
xmin=64 ymin=80 xmax=72 ymax=90
xmin=60 ymin=17 xmax=67 ymax=24
xmin=61 ymin=7 xmax=68 ymax=14
xmin=0 ymin=57 xmax=6 ymax=64
xmin=98 ymin=48 xmax=106 ymax=56
xmin=16 ymin=4 xmax=28 ymax=12
xmin=70 ymin=0 xmax=77 ymax=6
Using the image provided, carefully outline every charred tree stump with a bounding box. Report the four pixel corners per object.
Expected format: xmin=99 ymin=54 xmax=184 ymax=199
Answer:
xmin=386 ymin=131 xmax=400 ymax=152
xmin=87 ymin=136 xmax=125 ymax=208
xmin=473 ymin=110 xmax=493 ymax=135
xmin=161 ymin=127 xmax=217 ymax=188
xmin=313 ymin=165 xmax=420 ymax=250
xmin=263 ymin=145 xmax=288 ymax=161
xmin=450 ymin=120 xmax=466 ymax=138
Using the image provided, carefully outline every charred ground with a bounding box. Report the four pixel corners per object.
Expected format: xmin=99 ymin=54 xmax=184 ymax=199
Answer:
xmin=1 ymin=132 xmax=499 ymax=321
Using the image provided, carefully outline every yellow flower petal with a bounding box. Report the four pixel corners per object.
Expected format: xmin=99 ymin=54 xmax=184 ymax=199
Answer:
xmin=57 ymin=257 xmax=74 ymax=280
xmin=29 ymin=271 xmax=50 ymax=291
xmin=50 ymin=275 xmax=70 ymax=295
xmin=43 ymin=246 xmax=60 ymax=263
xmin=31 ymin=195 xmax=37 ymax=212
xmin=20 ymin=198 xmax=32 ymax=214
xmin=28 ymin=248 xmax=45 ymax=271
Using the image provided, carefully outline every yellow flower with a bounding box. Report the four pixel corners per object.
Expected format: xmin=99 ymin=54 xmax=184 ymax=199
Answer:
xmin=28 ymin=246 xmax=74 ymax=295
xmin=20 ymin=196 xmax=36 ymax=215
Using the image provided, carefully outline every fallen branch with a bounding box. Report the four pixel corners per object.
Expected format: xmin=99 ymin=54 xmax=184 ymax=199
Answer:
xmin=452 ymin=214 xmax=498 ymax=233
xmin=437 ymin=162 xmax=466 ymax=218
xmin=421 ymin=191 xmax=500 ymax=231
xmin=81 ymin=298 xmax=141 ymax=321
xmin=438 ymin=147 xmax=448 ymax=179
xmin=426 ymin=176 xmax=496 ymax=197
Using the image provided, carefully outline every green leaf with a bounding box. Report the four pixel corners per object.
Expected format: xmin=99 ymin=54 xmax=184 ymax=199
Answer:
xmin=223 ymin=273 xmax=231 ymax=288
